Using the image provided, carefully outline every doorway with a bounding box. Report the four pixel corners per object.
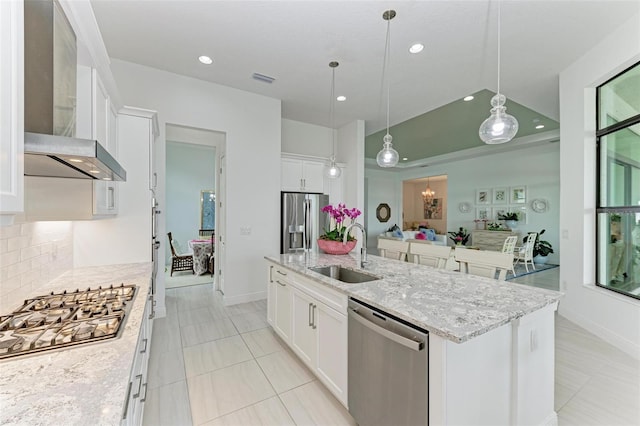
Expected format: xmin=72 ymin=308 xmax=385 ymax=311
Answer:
xmin=402 ymin=175 xmax=448 ymax=235
xmin=164 ymin=124 xmax=226 ymax=290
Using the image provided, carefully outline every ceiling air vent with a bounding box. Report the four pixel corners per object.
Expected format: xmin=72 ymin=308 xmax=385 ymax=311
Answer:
xmin=252 ymin=73 xmax=275 ymax=84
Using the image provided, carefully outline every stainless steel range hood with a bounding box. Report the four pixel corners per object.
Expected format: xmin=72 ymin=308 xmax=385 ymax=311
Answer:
xmin=24 ymin=132 xmax=126 ymax=181
xmin=23 ymin=0 xmax=127 ymax=182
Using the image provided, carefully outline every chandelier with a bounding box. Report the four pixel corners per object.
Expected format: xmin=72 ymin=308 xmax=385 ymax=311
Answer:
xmin=422 ymin=177 xmax=435 ymax=203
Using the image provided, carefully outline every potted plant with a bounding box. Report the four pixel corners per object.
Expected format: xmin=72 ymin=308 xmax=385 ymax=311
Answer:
xmin=523 ymin=229 xmax=554 ymax=263
xmin=448 ymin=227 xmax=470 ymax=246
xmin=318 ymin=204 xmax=362 ymax=254
xmin=497 ymin=212 xmax=519 ymax=229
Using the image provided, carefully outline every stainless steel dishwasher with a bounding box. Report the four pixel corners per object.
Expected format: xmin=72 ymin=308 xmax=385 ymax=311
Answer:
xmin=348 ymin=298 xmax=429 ymax=426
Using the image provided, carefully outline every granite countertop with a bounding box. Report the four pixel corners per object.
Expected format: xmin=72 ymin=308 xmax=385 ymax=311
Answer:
xmin=0 ymin=262 xmax=152 ymax=426
xmin=265 ymin=252 xmax=563 ymax=343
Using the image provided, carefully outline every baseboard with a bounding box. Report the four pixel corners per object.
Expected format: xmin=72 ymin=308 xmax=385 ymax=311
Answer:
xmin=538 ymin=411 xmax=558 ymax=426
xmin=223 ymin=290 xmax=267 ymax=306
xmin=558 ymin=308 xmax=640 ymax=360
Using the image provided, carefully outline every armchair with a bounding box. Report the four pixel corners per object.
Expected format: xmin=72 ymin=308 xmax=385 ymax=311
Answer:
xmin=167 ymin=232 xmax=194 ymax=276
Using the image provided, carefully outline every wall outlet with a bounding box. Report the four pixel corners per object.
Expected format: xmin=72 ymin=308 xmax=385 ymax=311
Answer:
xmin=240 ymin=226 xmax=251 ymax=235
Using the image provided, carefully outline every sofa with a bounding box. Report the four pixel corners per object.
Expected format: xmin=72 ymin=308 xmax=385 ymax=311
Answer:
xmin=381 ymin=229 xmax=448 ymax=246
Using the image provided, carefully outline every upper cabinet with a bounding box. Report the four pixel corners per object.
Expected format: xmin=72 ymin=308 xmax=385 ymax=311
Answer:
xmin=0 ymin=0 xmax=24 ymax=225
xmin=281 ymin=156 xmax=326 ymax=193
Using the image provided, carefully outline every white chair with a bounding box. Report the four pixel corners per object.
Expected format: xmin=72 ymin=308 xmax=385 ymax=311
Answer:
xmin=377 ymin=237 xmax=409 ymax=261
xmin=501 ymin=235 xmax=518 ymax=276
xmin=409 ymin=241 xmax=452 ymax=269
xmin=454 ymin=249 xmax=514 ymax=281
xmin=514 ymin=233 xmax=537 ymax=273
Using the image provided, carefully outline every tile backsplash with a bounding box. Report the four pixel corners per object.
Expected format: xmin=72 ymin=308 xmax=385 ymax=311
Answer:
xmin=0 ymin=217 xmax=73 ymax=313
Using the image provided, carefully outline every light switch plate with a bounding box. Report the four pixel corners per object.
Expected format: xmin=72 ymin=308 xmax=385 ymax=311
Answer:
xmin=240 ymin=226 xmax=251 ymax=235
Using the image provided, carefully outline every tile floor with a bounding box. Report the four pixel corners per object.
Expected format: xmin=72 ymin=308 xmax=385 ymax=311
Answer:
xmin=144 ymin=268 xmax=639 ymax=426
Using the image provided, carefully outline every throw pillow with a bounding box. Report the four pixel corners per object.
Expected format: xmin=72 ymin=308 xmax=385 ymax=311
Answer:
xmin=425 ymin=229 xmax=437 ymax=241
xmin=415 ymin=232 xmax=426 ymax=240
xmin=392 ymin=229 xmax=404 ymax=238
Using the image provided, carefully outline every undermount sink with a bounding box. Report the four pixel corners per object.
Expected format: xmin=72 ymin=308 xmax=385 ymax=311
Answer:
xmin=308 ymin=265 xmax=381 ymax=284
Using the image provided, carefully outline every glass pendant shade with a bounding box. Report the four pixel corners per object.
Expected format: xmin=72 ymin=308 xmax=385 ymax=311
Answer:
xmin=479 ymin=94 xmax=519 ymax=144
xmin=325 ymin=155 xmax=342 ymax=178
xmin=376 ymin=133 xmax=399 ymax=167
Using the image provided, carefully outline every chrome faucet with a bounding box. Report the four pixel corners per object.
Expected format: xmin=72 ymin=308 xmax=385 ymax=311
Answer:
xmin=344 ymin=223 xmax=367 ymax=267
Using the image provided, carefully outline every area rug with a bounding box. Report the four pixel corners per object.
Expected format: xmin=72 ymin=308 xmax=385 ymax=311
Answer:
xmin=505 ymin=263 xmax=559 ymax=280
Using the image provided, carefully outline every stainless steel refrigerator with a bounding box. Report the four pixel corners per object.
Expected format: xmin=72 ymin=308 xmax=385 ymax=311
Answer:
xmin=281 ymin=192 xmax=329 ymax=253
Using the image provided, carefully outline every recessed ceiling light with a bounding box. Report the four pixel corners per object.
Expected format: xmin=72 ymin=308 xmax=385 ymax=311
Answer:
xmin=402 ymin=157 xmax=408 ymax=161
xmin=336 ymin=95 xmax=346 ymax=102
xmin=198 ymin=55 xmax=213 ymax=65
xmin=409 ymin=43 xmax=424 ymax=54
xmin=463 ymin=95 xmax=474 ymax=101
xmin=68 ymin=158 xmax=83 ymax=163
xmin=89 ymin=170 xmax=100 ymax=174
xmin=535 ymin=124 xmax=545 ymax=129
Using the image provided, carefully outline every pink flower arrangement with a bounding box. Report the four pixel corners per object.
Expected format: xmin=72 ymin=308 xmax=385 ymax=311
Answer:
xmin=320 ymin=203 xmax=362 ymax=242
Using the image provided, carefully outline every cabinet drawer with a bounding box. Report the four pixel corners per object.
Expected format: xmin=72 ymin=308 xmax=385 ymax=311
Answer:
xmin=292 ymin=274 xmax=347 ymax=314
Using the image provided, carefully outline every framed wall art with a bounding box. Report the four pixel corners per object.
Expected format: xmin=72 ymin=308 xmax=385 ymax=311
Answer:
xmin=475 ymin=207 xmax=491 ymax=220
xmin=510 ymin=186 xmax=526 ymax=204
xmin=493 ymin=187 xmax=508 ymax=204
xmin=424 ymin=198 xmax=443 ymax=219
xmin=476 ymin=189 xmax=491 ymax=205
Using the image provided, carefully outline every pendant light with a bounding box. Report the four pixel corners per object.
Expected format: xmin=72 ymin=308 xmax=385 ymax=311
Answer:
xmin=422 ymin=177 xmax=435 ymax=204
xmin=325 ymin=61 xmax=342 ymax=179
xmin=376 ymin=9 xmax=400 ymax=168
xmin=479 ymin=0 xmax=519 ymax=144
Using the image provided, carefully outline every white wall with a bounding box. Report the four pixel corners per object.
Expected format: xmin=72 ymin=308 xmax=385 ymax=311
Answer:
xmin=365 ymin=169 xmax=401 ymax=252
xmin=282 ymin=118 xmax=332 ymax=158
xmin=365 ymin=143 xmax=561 ymax=263
xmin=338 ymin=120 xmax=366 ymax=251
xmin=110 ymin=59 xmax=281 ymax=307
xmin=559 ymin=12 xmax=640 ymax=358
xmin=165 ymin=141 xmax=215 ymax=263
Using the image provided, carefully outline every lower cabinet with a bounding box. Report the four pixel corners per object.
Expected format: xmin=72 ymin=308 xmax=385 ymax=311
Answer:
xmin=121 ymin=289 xmax=154 ymax=425
xmin=266 ymin=261 xmax=348 ymax=407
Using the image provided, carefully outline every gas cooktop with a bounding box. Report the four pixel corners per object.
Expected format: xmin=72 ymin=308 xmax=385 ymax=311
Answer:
xmin=0 ymin=284 xmax=137 ymax=360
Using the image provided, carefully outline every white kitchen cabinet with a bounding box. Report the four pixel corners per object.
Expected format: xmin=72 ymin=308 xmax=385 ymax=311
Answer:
xmin=122 ymin=288 xmax=154 ymax=426
xmin=281 ymin=157 xmax=325 ymax=193
xmin=291 ymin=287 xmax=317 ymax=366
xmin=265 ymin=261 xmax=348 ymax=407
xmin=0 ymin=0 xmax=24 ymax=224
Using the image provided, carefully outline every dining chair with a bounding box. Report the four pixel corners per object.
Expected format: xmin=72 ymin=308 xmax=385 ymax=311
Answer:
xmin=167 ymin=232 xmax=194 ymax=276
xmin=199 ymin=229 xmax=215 ymax=237
xmin=208 ymin=233 xmax=215 ymax=277
xmin=377 ymin=237 xmax=410 ymax=261
xmin=514 ymin=232 xmax=537 ymax=273
xmin=409 ymin=240 xmax=452 ymax=269
xmin=501 ymin=235 xmax=518 ymax=276
xmin=454 ymin=248 xmax=514 ymax=281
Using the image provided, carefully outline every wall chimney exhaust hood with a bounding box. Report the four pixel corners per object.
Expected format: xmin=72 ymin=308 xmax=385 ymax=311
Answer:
xmin=23 ymin=0 xmax=127 ymax=182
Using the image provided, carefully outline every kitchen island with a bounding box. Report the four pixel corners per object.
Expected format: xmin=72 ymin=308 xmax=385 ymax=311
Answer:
xmin=0 ymin=262 xmax=152 ymax=426
xmin=265 ymin=252 xmax=563 ymax=426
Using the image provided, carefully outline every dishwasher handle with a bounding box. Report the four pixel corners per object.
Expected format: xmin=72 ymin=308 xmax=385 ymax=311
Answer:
xmin=348 ymin=307 xmax=424 ymax=352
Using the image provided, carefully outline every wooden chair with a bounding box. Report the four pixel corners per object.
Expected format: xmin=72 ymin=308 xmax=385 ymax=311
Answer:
xmin=455 ymin=249 xmax=514 ymax=281
xmin=199 ymin=229 xmax=215 ymax=237
xmin=377 ymin=237 xmax=409 ymax=261
xmin=208 ymin=233 xmax=215 ymax=277
xmin=409 ymin=240 xmax=452 ymax=269
xmin=167 ymin=232 xmax=194 ymax=276
xmin=514 ymin=232 xmax=537 ymax=273
xmin=501 ymin=235 xmax=518 ymax=276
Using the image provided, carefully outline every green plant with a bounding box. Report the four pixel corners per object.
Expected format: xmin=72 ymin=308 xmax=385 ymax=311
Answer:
xmin=487 ymin=222 xmax=502 ymax=230
xmin=498 ymin=212 xmax=518 ymax=221
xmin=448 ymin=227 xmax=470 ymax=245
xmin=523 ymin=229 xmax=554 ymax=257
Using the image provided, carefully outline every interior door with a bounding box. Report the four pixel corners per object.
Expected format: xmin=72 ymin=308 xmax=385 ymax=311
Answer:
xmin=217 ymin=153 xmax=226 ymax=293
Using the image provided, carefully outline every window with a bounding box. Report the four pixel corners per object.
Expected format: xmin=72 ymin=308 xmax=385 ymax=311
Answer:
xmin=596 ymin=62 xmax=640 ymax=299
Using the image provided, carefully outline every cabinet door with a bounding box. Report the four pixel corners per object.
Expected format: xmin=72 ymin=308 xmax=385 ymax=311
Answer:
xmin=291 ymin=288 xmax=317 ymax=367
xmin=281 ymin=158 xmax=303 ymax=191
xmin=267 ymin=265 xmax=276 ymax=326
xmin=274 ymin=279 xmax=292 ymax=343
xmin=316 ymin=302 xmax=348 ymax=406
xmin=302 ymin=160 xmax=324 ymax=193
xmin=0 ymin=0 xmax=24 ymax=219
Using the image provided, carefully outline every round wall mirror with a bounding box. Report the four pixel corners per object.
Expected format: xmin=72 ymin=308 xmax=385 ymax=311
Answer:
xmin=376 ymin=203 xmax=391 ymax=223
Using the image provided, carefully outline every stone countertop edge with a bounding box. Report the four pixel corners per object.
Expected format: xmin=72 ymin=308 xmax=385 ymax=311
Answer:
xmin=265 ymin=253 xmax=563 ymax=344
xmin=0 ymin=262 xmax=153 ymax=426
